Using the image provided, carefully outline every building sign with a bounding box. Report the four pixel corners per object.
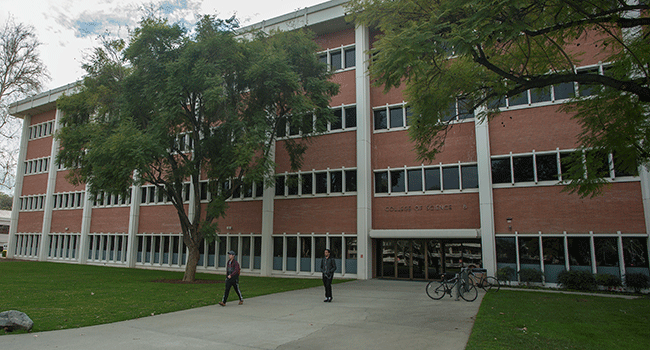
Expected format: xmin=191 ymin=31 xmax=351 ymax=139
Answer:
xmin=384 ymin=204 xmax=468 ymax=212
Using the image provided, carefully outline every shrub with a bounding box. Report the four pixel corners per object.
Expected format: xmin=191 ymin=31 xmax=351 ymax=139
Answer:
xmin=557 ymin=270 xmax=596 ymax=291
xmin=625 ymin=273 xmax=650 ymax=293
xmin=518 ymin=268 xmax=544 ymax=283
xmin=594 ymin=273 xmax=622 ymax=288
xmin=497 ymin=266 xmax=515 ymax=282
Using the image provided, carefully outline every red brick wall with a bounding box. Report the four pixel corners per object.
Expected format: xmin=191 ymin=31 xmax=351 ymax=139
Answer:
xmin=330 ymin=69 xmax=356 ymax=106
xmin=90 ymin=207 xmax=130 ymax=233
xmin=55 ymin=171 xmax=85 ymax=193
xmin=51 ymin=210 xmax=83 ymax=233
xmin=29 ymin=110 xmax=55 ymax=125
xmin=490 ymin=105 xmax=582 ymax=155
xmin=138 ymin=205 xmax=181 ymax=233
xmin=219 ymin=201 xmax=263 ymax=233
xmin=273 ymin=196 xmax=356 ymax=233
xmin=21 ymin=174 xmax=48 ymax=196
xmin=373 ymin=193 xmax=480 ymax=230
xmin=25 ymin=137 xmax=53 ymax=160
xmin=275 ymin=132 xmax=357 ymax=173
xmin=493 ymin=182 xmax=646 ymax=234
xmin=315 ymin=27 xmax=355 ymax=50
xmin=16 ymin=211 xmax=44 ymax=232
xmin=372 ymin=123 xmax=477 ymax=169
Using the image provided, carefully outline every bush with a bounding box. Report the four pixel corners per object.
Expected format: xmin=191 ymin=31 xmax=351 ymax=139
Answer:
xmin=518 ymin=268 xmax=544 ymax=283
xmin=625 ymin=273 xmax=650 ymax=293
xmin=594 ymin=273 xmax=622 ymax=288
xmin=497 ymin=266 xmax=516 ymax=281
xmin=557 ymin=270 xmax=596 ymax=291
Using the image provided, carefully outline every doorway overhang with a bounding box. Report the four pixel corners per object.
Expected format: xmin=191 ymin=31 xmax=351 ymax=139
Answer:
xmin=369 ymin=229 xmax=481 ymax=239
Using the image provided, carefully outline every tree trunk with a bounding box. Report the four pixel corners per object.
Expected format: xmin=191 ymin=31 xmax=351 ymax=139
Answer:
xmin=183 ymin=243 xmax=200 ymax=282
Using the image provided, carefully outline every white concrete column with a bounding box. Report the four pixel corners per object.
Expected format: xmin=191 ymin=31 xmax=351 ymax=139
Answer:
xmin=260 ymin=143 xmax=276 ymax=276
xmin=7 ymin=115 xmax=31 ymax=259
xmin=638 ymin=166 xmax=650 ymax=235
xmin=474 ymin=106 xmax=497 ymax=276
xmin=126 ymin=172 xmax=142 ymax=267
xmin=355 ymin=23 xmax=372 ymax=279
xmin=77 ymin=183 xmax=94 ymax=264
xmin=37 ymin=109 xmax=62 ymax=261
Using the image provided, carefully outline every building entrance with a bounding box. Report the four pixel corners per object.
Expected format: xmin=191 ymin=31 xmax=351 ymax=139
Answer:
xmin=376 ymin=239 xmax=482 ymax=280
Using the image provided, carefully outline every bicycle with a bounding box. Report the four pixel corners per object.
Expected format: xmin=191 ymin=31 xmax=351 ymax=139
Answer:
xmin=468 ymin=268 xmax=501 ymax=292
xmin=426 ymin=269 xmax=478 ymax=302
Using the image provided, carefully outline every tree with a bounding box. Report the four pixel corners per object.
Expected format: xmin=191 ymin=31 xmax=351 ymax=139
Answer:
xmin=0 ymin=16 xmax=49 ymax=191
xmin=0 ymin=192 xmax=12 ymax=210
xmin=56 ymin=16 xmax=338 ymax=281
xmin=349 ymin=0 xmax=650 ymax=197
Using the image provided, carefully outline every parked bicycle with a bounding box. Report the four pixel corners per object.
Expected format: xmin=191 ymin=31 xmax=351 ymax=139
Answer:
xmin=426 ymin=268 xmax=478 ymax=302
xmin=468 ymin=268 xmax=501 ymax=292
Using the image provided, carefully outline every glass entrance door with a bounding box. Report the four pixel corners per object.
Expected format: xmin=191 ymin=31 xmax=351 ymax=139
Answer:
xmin=377 ymin=238 xmax=482 ymax=280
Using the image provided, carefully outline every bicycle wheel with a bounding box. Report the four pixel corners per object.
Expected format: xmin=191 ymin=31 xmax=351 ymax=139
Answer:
xmin=459 ymin=283 xmax=478 ymax=302
xmin=426 ymin=281 xmax=446 ymax=300
xmin=485 ymin=276 xmax=501 ymax=292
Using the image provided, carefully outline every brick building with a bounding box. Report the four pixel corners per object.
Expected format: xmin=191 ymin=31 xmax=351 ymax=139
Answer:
xmin=7 ymin=0 xmax=650 ymax=283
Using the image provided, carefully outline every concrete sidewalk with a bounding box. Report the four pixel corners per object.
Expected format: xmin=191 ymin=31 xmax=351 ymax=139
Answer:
xmin=2 ymin=279 xmax=483 ymax=350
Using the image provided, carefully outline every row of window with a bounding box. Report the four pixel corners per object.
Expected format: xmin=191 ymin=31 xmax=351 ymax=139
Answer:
xmin=496 ymin=235 xmax=648 ymax=283
xmin=491 ymin=149 xmax=636 ymax=185
xmin=275 ymin=168 xmax=357 ymax=196
xmin=373 ymin=103 xmax=412 ymax=131
xmin=28 ymin=120 xmax=55 ymax=140
xmin=19 ymin=195 xmax=46 ymax=211
xmin=493 ymin=65 xmax=607 ymax=110
xmin=272 ymin=234 xmax=358 ymax=274
xmin=53 ymin=191 xmax=85 ymax=209
xmin=318 ymin=45 xmax=355 ymax=72
xmin=277 ymin=105 xmax=357 ymax=138
xmin=375 ymin=164 xmax=479 ymax=194
xmin=24 ymin=157 xmax=50 ymax=175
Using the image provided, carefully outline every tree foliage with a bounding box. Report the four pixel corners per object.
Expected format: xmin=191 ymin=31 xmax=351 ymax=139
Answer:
xmin=56 ymin=16 xmax=338 ymax=281
xmin=349 ymin=0 xmax=650 ymax=197
xmin=0 ymin=16 xmax=49 ymax=191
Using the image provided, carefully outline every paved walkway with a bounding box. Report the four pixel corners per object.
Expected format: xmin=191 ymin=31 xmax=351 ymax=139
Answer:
xmin=2 ymin=279 xmax=483 ymax=350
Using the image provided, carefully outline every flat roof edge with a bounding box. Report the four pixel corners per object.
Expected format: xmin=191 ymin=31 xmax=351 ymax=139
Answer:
xmin=8 ymin=81 xmax=80 ymax=118
xmin=239 ymin=0 xmax=349 ymax=32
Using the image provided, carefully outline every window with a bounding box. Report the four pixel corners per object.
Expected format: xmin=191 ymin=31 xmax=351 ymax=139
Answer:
xmin=424 ymin=168 xmax=441 ymax=191
xmin=301 ymin=173 xmax=313 ymax=195
xmin=345 ymin=170 xmax=357 ymax=192
xmin=536 ymin=154 xmax=558 ymax=181
xmin=330 ymin=171 xmax=343 ymax=193
xmin=344 ymin=47 xmax=355 ymax=68
xmin=407 ymin=169 xmax=422 ymax=192
xmin=315 ymin=172 xmax=328 ymax=194
xmin=318 ymin=45 xmax=355 ymax=72
xmin=442 ymin=166 xmax=459 ymax=190
xmin=512 ymin=156 xmax=534 ymax=182
xmin=374 ymin=104 xmax=410 ymax=131
xmin=461 ymin=165 xmax=478 ymax=189
xmin=344 ymin=107 xmax=357 ymax=128
xmin=390 ymin=169 xmax=405 ymax=193
xmin=287 ymin=174 xmax=299 ymax=195
xmin=491 ymin=158 xmax=511 ymax=184
xmin=275 ymin=176 xmax=285 ymax=196
xmin=375 ymin=171 xmax=388 ymax=193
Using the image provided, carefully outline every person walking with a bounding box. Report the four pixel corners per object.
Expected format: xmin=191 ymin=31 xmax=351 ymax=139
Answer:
xmin=320 ymin=248 xmax=336 ymax=302
xmin=219 ymin=250 xmax=243 ymax=306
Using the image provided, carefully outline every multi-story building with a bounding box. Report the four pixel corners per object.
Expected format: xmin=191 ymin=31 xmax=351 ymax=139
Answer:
xmin=7 ymin=0 xmax=650 ymax=284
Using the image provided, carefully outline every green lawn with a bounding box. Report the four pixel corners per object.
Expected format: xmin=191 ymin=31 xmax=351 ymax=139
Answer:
xmin=0 ymin=260 xmax=342 ymax=334
xmin=467 ymin=290 xmax=650 ymax=350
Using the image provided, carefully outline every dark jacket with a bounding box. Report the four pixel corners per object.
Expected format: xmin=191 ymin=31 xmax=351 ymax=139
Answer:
xmin=321 ymin=256 xmax=336 ymax=279
xmin=227 ymin=259 xmax=241 ymax=278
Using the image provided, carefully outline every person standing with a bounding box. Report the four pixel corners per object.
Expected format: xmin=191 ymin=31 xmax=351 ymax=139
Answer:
xmin=320 ymin=248 xmax=336 ymax=302
xmin=219 ymin=250 xmax=243 ymax=306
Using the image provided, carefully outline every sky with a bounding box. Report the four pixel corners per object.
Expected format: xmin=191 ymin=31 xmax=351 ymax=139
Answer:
xmin=0 ymin=0 xmax=330 ymax=91
xmin=0 ymin=0 xmax=330 ymax=194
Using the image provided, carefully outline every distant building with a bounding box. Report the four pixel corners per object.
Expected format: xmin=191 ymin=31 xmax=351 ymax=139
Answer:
xmin=6 ymin=0 xmax=650 ymax=283
xmin=0 ymin=210 xmax=10 ymax=249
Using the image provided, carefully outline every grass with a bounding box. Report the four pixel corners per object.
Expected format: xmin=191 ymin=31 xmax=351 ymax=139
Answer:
xmin=0 ymin=260 xmax=346 ymax=335
xmin=466 ymin=290 xmax=650 ymax=350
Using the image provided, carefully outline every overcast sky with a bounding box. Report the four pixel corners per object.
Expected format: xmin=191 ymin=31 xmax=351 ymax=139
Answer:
xmin=0 ymin=0 xmax=329 ymax=91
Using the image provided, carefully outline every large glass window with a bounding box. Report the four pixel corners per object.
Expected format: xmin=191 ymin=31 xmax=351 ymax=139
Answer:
xmin=519 ymin=237 xmax=541 ymax=269
xmin=273 ymin=237 xmax=283 ymax=270
xmin=346 ymin=237 xmax=358 ymax=274
xmin=496 ymin=237 xmax=517 ymax=280
xmin=286 ymin=237 xmax=297 ymax=271
xmin=300 ymin=236 xmax=312 ymax=272
xmin=374 ymin=109 xmax=387 ymax=130
xmin=623 ymin=237 xmax=649 ymax=275
xmin=389 ymin=107 xmax=404 ymax=128
xmin=567 ymin=237 xmax=591 ymax=270
xmin=543 ymin=237 xmax=566 ymax=283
